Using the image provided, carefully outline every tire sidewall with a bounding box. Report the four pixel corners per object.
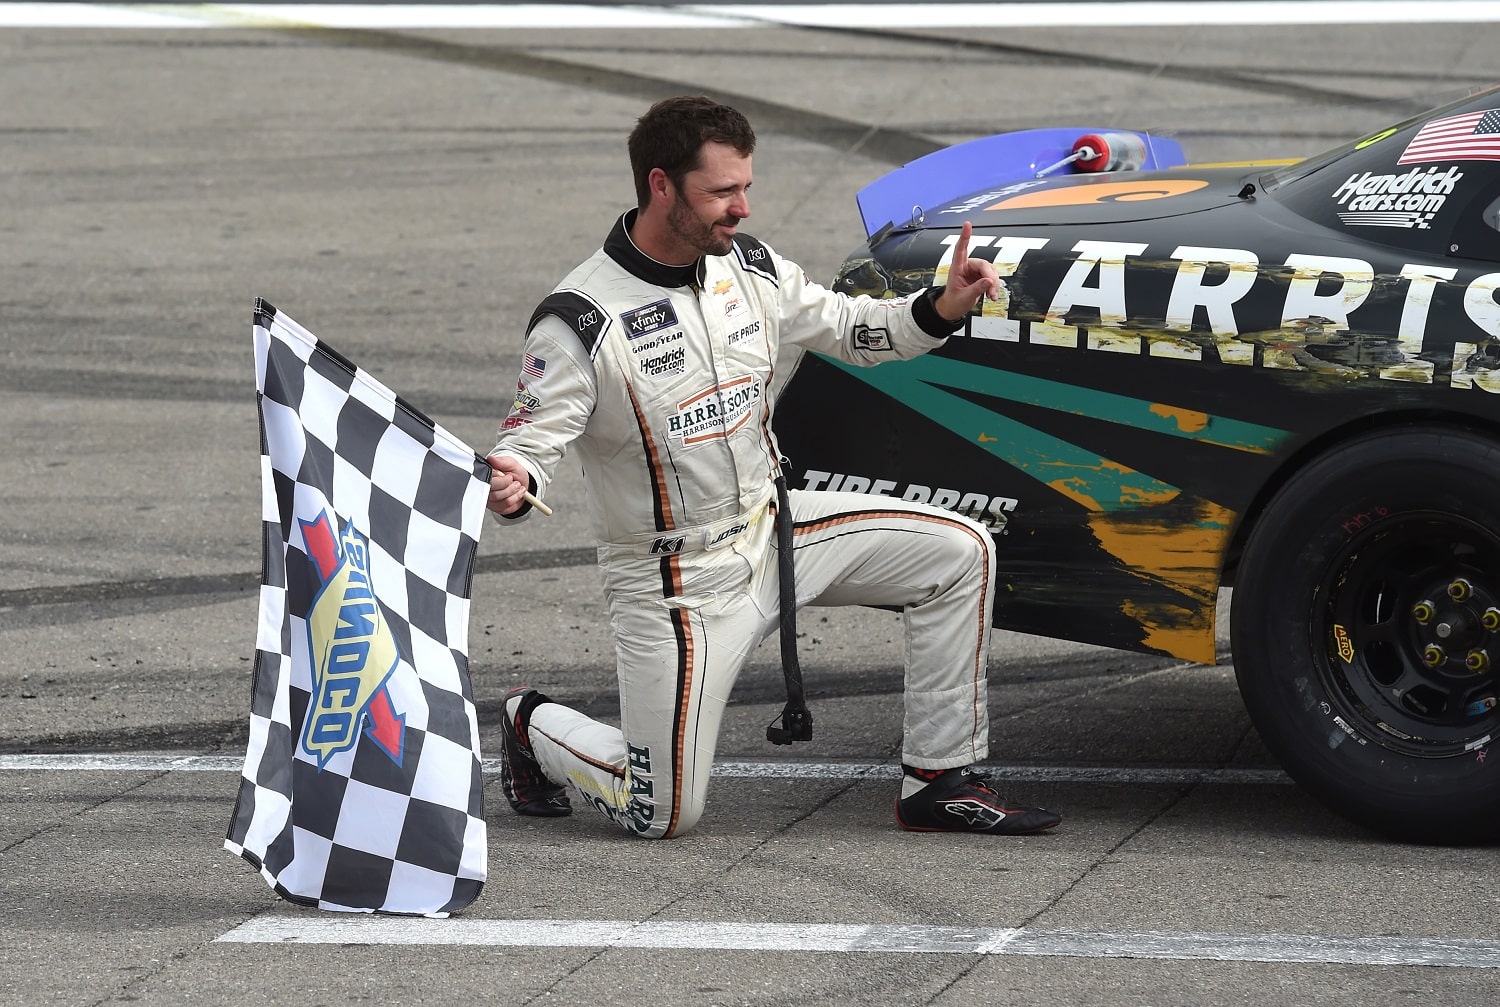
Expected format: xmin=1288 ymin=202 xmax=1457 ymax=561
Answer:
xmin=1233 ymin=427 xmax=1500 ymax=843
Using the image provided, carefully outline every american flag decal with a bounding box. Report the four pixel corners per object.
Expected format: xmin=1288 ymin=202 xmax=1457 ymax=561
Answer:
xmin=522 ymin=352 xmax=547 ymax=379
xmin=1398 ymin=109 xmax=1500 ymax=165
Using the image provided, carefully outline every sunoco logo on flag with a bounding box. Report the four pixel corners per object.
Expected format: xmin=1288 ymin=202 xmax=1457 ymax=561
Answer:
xmin=298 ymin=512 xmax=405 ymax=768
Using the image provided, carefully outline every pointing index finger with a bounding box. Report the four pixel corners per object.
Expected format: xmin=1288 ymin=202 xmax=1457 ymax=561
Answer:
xmin=952 ymin=220 xmax=972 ymax=271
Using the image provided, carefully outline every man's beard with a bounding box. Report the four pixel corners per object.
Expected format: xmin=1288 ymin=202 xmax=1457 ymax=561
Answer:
xmin=667 ymin=192 xmax=738 ymax=257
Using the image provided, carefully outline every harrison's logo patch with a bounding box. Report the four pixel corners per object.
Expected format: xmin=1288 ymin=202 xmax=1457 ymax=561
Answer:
xmin=298 ymin=512 xmax=406 ymax=769
xmin=666 ymin=375 xmax=762 ymax=445
xmin=621 ymin=299 xmax=678 ymax=339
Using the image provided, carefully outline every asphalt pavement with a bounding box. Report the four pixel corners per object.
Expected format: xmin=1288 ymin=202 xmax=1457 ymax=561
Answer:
xmin=2 ymin=7 xmax=1499 ymax=1006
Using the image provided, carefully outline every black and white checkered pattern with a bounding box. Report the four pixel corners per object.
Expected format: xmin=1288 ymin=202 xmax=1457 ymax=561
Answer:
xmin=225 ymin=299 xmax=489 ymax=916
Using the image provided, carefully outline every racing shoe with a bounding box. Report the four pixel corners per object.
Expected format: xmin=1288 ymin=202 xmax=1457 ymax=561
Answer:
xmin=500 ymin=687 xmax=571 ymax=817
xmin=896 ymin=766 xmax=1060 ymax=835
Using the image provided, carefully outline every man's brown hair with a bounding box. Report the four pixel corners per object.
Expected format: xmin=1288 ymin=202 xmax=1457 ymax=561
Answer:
xmin=628 ymin=95 xmax=756 ymax=209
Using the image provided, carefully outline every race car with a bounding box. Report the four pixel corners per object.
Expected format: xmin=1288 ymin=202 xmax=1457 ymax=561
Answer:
xmin=774 ymin=86 xmax=1500 ymax=844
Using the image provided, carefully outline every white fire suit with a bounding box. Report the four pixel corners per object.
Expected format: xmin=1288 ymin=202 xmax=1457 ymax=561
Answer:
xmin=492 ymin=210 xmax=996 ymax=838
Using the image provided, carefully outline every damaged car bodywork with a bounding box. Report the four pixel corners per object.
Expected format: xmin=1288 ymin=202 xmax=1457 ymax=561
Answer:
xmin=775 ymin=89 xmax=1500 ymax=843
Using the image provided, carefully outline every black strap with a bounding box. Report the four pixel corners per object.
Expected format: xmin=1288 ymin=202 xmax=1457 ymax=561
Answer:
xmin=766 ymin=472 xmax=813 ymax=745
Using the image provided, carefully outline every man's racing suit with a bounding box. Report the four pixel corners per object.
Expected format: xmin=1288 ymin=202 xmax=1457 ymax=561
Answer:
xmin=492 ymin=210 xmax=996 ymax=838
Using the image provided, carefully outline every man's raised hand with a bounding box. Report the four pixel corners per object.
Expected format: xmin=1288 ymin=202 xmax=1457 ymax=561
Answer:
xmin=935 ymin=220 xmax=1001 ymax=322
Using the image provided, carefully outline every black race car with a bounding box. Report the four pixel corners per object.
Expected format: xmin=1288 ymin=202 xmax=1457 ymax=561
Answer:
xmin=776 ymin=86 xmax=1500 ymax=843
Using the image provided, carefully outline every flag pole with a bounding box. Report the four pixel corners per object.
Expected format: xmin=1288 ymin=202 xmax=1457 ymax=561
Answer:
xmin=524 ymin=491 xmax=553 ymax=516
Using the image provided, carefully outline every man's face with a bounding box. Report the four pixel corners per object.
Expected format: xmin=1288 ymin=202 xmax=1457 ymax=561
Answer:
xmin=664 ymin=141 xmax=752 ymax=258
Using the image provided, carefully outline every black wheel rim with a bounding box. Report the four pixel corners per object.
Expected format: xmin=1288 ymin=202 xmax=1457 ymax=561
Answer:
xmin=1316 ymin=512 xmax=1500 ymax=758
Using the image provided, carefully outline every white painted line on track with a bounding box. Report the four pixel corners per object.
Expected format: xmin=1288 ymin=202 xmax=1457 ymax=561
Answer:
xmin=211 ymin=2 xmax=754 ymax=28
xmin=6 ymin=1 xmax=1500 ymax=29
xmin=0 ymin=752 xmax=1291 ymax=784
xmin=708 ymin=761 xmax=1293 ymax=785
xmin=0 ymin=3 xmax=208 ymax=26
xmin=214 ymin=916 xmax=1500 ymax=967
xmin=703 ymin=1 xmax=1500 ymax=28
xmin=0 ymin=754 xmax=251 ymax=771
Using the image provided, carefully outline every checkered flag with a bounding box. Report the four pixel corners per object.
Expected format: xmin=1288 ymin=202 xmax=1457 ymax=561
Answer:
xmin=225 ymin=299 xmax=489 ymax=916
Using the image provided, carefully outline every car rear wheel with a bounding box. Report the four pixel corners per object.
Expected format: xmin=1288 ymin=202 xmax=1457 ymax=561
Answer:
xmin=1232 ymin=425 xmax=1500 ymax=844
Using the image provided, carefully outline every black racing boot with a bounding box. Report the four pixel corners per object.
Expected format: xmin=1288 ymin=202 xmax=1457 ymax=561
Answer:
xmin=896 ymin=766 xmax=1060 ymax=835
xmin=500 ymin=687 xmax=572 ymax=817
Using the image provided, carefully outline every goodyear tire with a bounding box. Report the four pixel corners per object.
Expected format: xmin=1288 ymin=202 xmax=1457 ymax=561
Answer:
xmin=1232 ymin=426 xmax=1500 ymax=844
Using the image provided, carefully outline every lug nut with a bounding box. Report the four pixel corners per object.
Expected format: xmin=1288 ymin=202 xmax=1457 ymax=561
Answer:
xmin=1467 ymin=650 xmax=1490 ymax=672
xmin=1413 ymin=600 xmax=1435 ymax=624
xmin=1424 ymin=644 xmax=1446 ymax=667
xmin=1449 ymin=578 xmax=1473 ymax=601
xmin=1484 ymin=608 xmax=1500 ymax=631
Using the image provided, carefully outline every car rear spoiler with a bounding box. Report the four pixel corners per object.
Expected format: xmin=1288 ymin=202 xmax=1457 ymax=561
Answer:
xmin=856 ymin=127 xmax=1188 ymax=240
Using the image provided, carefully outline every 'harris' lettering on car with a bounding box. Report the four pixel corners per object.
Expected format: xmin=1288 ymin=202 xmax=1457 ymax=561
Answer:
xmin=937 ymin=230 xmax=1500 ymax=386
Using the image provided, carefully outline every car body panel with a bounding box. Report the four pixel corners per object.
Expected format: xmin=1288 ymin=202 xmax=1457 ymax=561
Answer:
xmin=777 ymin=90 xmax=1500 ymax=664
